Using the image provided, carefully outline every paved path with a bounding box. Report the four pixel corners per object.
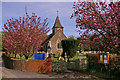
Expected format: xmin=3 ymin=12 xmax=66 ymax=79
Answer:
xmin=2 ymin=67 xmax=104 ymax=80
xmin=2 ymin=67 xmax=57 ymax=78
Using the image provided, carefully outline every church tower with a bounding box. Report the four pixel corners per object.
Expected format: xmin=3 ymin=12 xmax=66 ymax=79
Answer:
xmin=42 ymin=14 xmax=67 ymax=56
xmin=52 ymin=16 xmax=64 ymax=34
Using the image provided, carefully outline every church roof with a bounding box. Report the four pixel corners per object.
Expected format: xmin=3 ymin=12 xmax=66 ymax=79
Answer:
xmin=41 ymin=33 xmax=54 ymax=45
xmin=53 ymin=16 xmax=63 ymax=28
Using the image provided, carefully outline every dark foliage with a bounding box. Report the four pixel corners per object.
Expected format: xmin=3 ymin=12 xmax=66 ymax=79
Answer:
xmin=61 ymin=38 xmax=80 ymax=58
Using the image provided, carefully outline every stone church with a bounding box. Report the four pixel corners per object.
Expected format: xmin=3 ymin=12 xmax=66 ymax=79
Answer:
xmin=42 ymin=16 xmax=67 ymax=56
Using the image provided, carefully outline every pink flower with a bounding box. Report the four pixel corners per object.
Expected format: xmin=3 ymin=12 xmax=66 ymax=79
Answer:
xmin=94 ymin=23 xmax=97 ymax=26
xmin=115 ymin=40 xmax=117 ymax=42
xmin=107 ymin=47 xmax=110 ymax=49
xmin=115 ymin=45 xmax=118 ymax=47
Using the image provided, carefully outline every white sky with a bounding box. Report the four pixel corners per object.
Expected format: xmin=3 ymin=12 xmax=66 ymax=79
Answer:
xmin=1 ymin=0 xmax=78 ymax=2
xmin=1 ymin=0 xmax=119 ymax=2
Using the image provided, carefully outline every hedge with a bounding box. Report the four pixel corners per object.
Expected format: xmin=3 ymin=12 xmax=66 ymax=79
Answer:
xmin=61 ymin=38 xmax=80 ymax=58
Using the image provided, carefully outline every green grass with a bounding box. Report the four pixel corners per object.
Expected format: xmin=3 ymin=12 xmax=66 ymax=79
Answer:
xmin=52 ymin=57 xmax=59 ymax=61
xmin=7 ymin=53 xmax=15 ymax=58
xmin=7 ymin=53 xmax=49 ymax=60
xmin=52 ymin=53 xmax=87 ymax=61
xmin=7 ymin=53 xmax=34 ymax=60
xmin=16 ymin=56 xmax=26 ymax=59
xmin=69 ymin=53 xmax=86 ymax=61
xmin=16 ymin=55 xmax=34 ymax=60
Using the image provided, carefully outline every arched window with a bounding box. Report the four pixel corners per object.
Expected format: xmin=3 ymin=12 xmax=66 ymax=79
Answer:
xmin=57 ymin=42 xmax=62 ymax=49
xmin=57 ymin=39 xmax=62 ymax=49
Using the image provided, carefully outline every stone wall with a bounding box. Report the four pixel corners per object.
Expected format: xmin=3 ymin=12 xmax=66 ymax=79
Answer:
xmin=67 ymin=59 xmax=87 ymax=72
xmin=52 ymin=60 xmax=67 ymax=72
xmin=2 ymin=53 xmax=52 ymax=73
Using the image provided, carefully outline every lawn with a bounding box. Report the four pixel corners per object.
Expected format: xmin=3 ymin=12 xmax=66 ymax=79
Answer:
xmin=69 ymin=53 xmax=86 ymax=61
xmin=7 ymin=53 xmax=34 ymax=60
xmin=52 ymin=53 xmax=87 ymax=61
xmin=52 ymin=57 xmax=59 ymax=61
xmin=6 ymin=53 xmax=49 ymax=60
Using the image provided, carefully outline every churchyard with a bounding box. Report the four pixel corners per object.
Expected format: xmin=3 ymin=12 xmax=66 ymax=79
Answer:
xmin=1 ymin=1 xmax=120 ymax=80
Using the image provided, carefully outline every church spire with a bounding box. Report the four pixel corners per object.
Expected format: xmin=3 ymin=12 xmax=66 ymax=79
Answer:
xmin=52 ymin=11 xmax=64 ymax=34
xmin=53 ymin=16 xmax=63 ymax=28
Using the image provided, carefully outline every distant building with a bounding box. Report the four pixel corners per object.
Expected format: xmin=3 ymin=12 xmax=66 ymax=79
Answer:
xmin=42 ymin=16 xmax=67 ymax=56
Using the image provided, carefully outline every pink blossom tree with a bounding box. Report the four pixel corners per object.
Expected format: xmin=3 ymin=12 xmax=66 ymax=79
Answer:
xmin=71 ymin=1 xmax=120 ymax=54
xmin=2 ymin=12 xmax=50 ymax=59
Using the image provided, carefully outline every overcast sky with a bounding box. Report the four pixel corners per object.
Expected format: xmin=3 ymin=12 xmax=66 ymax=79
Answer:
xmin=2 ymin=2 xmax=80 ymax=38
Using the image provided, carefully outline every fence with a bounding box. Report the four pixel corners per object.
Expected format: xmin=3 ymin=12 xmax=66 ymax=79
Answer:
xmin=2 ymin=53 xmax=52 ymax=73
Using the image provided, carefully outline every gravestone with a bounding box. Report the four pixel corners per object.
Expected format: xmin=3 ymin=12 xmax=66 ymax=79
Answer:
xmin=65 ymin=52 xmax=68 ymax=62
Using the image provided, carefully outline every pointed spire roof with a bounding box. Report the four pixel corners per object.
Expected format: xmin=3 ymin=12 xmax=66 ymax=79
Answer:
xmin=53 ymin=16 xmax=63 ymax=28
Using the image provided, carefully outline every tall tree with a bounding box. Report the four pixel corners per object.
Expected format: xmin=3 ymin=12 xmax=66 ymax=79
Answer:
xmin=71 ymin=1 xmax=120 ymax=54
xmin=2 ymin=12 xmax=50 ymax=59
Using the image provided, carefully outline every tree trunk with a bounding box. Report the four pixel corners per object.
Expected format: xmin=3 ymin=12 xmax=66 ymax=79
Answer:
xmin=117 ymin=51 xmax=120 ymax=55
xmin=118 ymin=23 xmax=120 ymax=55
xmin=20 ymin=54 xmax=22 ymax=59
xmin=14 ymin=54 xmax=16 ymax=58
xmin=67 ymin=56 xmax=70 ymax=62
xmin=24 ymin=55 xmax=28 ymax=59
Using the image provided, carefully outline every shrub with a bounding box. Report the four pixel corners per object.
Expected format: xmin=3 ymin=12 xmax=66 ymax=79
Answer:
xmin=61 ymin=38 xmax=80 ymax=58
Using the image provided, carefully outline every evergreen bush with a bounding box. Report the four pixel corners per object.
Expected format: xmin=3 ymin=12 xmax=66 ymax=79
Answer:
xmin=61 ymin=38 xmax=80 ymax=58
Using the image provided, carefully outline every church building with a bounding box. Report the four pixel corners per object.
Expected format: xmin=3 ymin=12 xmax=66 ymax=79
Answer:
xmin=42 ymin=16 xmax=67 ymax=56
